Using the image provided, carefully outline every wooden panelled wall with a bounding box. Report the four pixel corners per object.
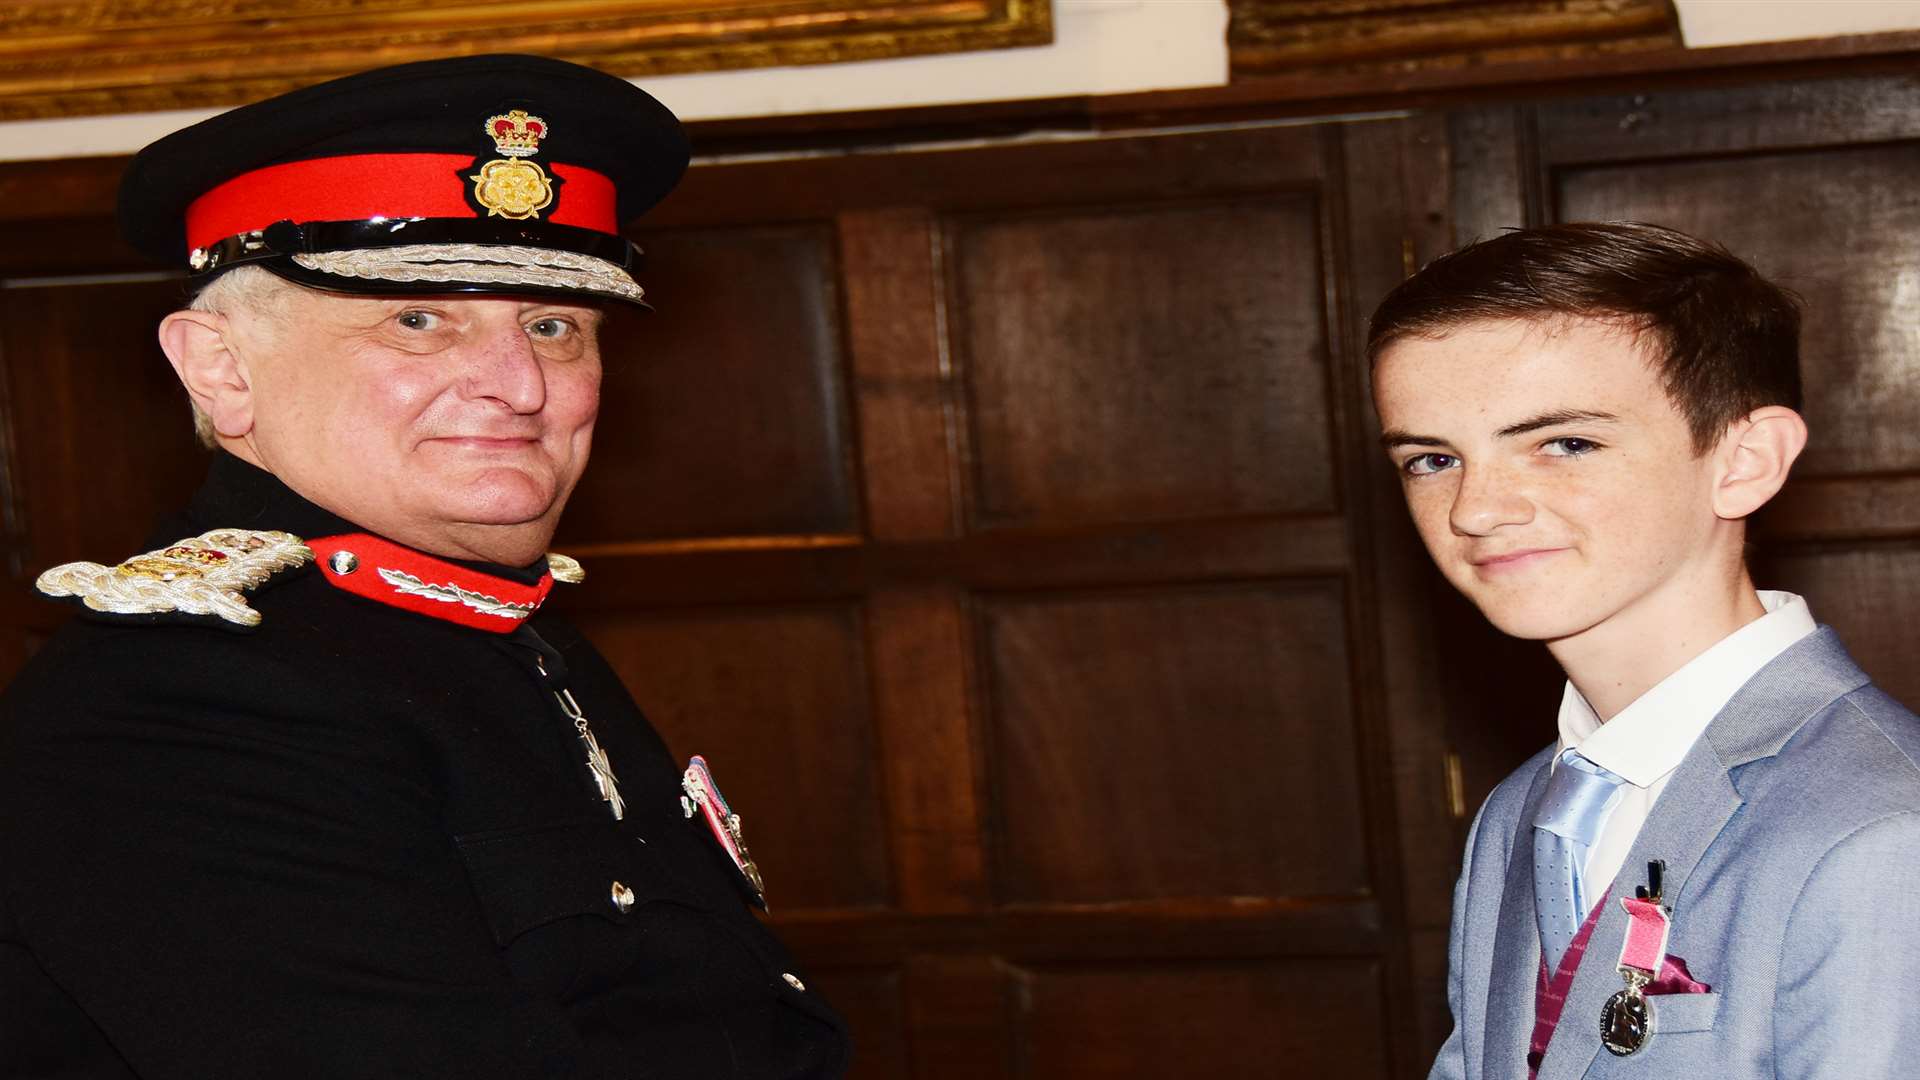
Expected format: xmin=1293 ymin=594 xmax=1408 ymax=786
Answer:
xmin=2 ymin=64 xmax=1919 ymax=1079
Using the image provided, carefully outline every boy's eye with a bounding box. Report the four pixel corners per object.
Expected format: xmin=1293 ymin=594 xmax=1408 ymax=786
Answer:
xmin=1542 ymin=437 xmax=1601 ymax=456
xmin=1403 ymin=453 xmax=1459 ymax=477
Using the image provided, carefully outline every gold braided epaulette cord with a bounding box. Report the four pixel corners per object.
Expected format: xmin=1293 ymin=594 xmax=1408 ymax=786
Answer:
xmin=545 ymin=552 xmax=585 ymax=584
xmin=35 ymin=529 xmax=313 ymax=628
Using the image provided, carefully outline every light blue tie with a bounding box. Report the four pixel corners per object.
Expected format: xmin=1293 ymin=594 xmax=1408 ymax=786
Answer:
xmin=1532 ymin=749 xmax=1625 ymax=973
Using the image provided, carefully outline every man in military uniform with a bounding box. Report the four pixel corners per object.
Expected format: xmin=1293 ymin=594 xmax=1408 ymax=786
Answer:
xmin=0 ymin=54 xmax=849 ymax=1078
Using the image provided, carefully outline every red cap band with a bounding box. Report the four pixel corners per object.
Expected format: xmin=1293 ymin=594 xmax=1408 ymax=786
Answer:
xmin=184 ymin=153 xmax=618 ymax=254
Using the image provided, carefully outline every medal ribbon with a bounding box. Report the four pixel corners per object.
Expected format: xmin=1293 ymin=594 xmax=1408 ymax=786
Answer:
xmin=684 ymin=756 xmax=744 ymax=867
xmin=682 ymin=755 xmax=766 ymax=904
xmin=1617 ymin=895 xmax=1672 ymax=977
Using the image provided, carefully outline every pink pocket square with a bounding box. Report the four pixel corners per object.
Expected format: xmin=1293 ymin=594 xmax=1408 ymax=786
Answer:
xmin=1646 ymin=954 xmax=1711 ymax=996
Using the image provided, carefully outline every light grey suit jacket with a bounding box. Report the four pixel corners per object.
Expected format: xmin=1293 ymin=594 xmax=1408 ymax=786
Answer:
xmin=1429 ymin=627 xmax=1920 ymax=1079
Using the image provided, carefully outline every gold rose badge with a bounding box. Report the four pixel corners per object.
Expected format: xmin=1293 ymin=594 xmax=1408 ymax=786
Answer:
xmin=471 ymin=109 xmax=554 ymax=220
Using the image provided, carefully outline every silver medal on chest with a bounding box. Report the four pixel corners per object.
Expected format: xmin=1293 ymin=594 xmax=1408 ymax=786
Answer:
xmin=1600 ymin=975 xmax=1652 ymax=1055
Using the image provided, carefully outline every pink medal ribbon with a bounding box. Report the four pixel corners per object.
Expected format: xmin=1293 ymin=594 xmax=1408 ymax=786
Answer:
xmin=681 ymin=755 xmax=767 ymax=906
xmin=1600 ymin=895 xmax=1671 ymax=1055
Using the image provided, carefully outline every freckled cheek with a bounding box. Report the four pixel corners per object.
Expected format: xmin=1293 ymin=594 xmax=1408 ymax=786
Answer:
xmin=1402 ymin=486 xmax=1463 ymax=551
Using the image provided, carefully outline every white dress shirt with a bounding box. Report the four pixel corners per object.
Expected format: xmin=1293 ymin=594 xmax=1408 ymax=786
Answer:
xmin=1554 ymin=590 xmax=1817 ymax=901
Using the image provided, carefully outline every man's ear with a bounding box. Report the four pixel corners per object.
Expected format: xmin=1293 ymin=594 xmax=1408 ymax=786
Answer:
xmin=158 ymin=309 xmax=254 ymax=439
xmin=1712 ymin=405 xmax=1808 ymax=521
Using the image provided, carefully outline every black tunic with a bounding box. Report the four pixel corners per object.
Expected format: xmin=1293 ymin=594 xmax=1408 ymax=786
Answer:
xmin=0 ymin=453 xmax=849 ymax=1078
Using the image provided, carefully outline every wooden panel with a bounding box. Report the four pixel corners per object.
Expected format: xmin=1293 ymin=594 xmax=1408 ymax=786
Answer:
xmin=1408 ymin=926 xmax=1452 ymax=1062
xmin=949 ymin=195 xmax=1337 ymax=531
xmin=804 ymin=967 xmax=909 ymax=1080
xmin=1756 ymin=544 xmax=1920 ymax=712
xmin=841 ymin=209 xmax=958 ymax=543
xmin=906 ymin=954 xmax=1013 ymax=1080
xmin=556 ymin=516 xmax=1351 ymax=612
xmin=650 ymin=126 xmax=1334 ymax=229
xmin=1450 ymin=106 xmax=1535 ymax=239
xmin=0 ymin=277 xmax=207 ymax=577
xmin=1557 ymin=143 xmax=1920 ymax=478
xmin=573 ymin=602 xmax=891 ymax=911
xmin=980 ymin=580 xmax=1369 ymax=905
xmin=1535 ymin=76 xmax=1920 ymax=166
xmin=1339 ymin=115 xmax=1462 ymax=1079
xmin=557 ymin=223 xmax=857 ymax=544
xmin=1009 ymin=959 xmax=1388 ymax=1080
xmin=867 ymin=587 xmax=989 ymax=914
xmin=1760 ymin=474 xmax=1920 ymax=544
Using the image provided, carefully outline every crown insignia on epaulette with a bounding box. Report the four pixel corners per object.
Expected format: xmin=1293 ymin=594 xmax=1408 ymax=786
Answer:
xmin=35 ymin=529 xmax=312 ymax=628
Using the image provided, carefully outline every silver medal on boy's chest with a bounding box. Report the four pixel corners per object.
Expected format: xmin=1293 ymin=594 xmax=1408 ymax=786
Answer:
xmin=1600 ymin=976 xmax=1652 ymax=1055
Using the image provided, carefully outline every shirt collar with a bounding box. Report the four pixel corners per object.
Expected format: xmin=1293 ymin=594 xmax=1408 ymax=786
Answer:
xmin=1556 ymin=590 xmax=1817 ymax=788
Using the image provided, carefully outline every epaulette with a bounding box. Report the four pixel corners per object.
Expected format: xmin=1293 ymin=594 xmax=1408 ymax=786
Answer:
xmin=546 ymin=552 xmax=585 ymax=584
xmin=35 ymin=529 xmax=313 ymax=629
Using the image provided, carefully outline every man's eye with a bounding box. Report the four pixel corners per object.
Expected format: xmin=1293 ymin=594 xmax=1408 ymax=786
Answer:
xmin=527 ymin=317 xmax=571 ymax=339
xmin=1404 ymin=453 xmax=1458 ymax=477
xmin=1542 ymin=437 xmax=1600 ymax=457
xmin=396 ymin=310 xmax=440 ymax=331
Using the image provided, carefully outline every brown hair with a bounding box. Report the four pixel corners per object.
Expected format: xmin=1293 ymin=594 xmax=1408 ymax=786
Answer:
xmin=1367 ymin=221 xmax=1802 ymax=452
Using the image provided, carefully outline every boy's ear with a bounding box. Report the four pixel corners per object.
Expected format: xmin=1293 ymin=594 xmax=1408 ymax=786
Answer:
xmin=157 ymin=309 xmax=254 ymax=439
xmin=1712 ymin=405 xmax=1808 ymax=521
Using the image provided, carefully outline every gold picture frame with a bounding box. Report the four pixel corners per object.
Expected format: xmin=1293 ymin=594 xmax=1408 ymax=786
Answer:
xmin=0 ymin=0 xmax=1053 ymax=120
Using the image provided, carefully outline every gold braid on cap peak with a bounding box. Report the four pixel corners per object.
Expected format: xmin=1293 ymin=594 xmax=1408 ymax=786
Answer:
xmin=291 ymin=243 xmax=644 ymax=303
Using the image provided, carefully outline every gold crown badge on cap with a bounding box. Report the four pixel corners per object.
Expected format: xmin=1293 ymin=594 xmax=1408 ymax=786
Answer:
xmin=471 ymin=109 xmax=554 ymax=220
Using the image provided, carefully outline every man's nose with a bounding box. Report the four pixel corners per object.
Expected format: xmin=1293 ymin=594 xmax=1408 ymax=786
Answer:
xmin=1449 ymin=463 xmax=1534 ymax=536
xmin=466 ymin=318 xmax=546 ymax=414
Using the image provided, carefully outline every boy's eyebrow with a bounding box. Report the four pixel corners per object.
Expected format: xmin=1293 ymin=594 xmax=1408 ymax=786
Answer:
xmin=1378 ymin=409 xmax=1621 ymax=450
xmin=1379 ymin=429 xmax=1448 ymax=450
xmin=1495 ymin=409 xmax=1621 ymax=438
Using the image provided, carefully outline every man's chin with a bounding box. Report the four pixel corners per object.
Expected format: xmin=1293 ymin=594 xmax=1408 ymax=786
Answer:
xmin=436 ymin=469 xmax=569 ymax=524
xmin=429 ymin=496 xmax=567 ymax=545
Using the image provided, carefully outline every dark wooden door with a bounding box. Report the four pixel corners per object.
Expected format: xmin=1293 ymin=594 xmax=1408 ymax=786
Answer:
xmin=0 ymin=115 xmax=1458 ymax=1077
xmin=559 ymin=118 xmax=1457 ymax=1078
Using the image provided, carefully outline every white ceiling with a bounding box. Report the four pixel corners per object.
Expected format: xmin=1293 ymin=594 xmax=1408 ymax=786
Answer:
xmin=1675 ymin=0 xmax=1920 ymax=48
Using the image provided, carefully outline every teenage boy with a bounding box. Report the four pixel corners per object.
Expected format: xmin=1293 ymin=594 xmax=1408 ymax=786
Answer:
xmin=1369 ymin=222 xmax=1920 ymax=1080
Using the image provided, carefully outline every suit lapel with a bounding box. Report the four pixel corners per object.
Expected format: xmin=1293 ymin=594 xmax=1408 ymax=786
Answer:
xmin=1484 ymin=756 xmax=1554 ymax=1079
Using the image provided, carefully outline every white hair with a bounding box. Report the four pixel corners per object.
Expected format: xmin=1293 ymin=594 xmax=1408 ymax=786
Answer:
xmin=181 ymin=266 xmax=302 ymax=448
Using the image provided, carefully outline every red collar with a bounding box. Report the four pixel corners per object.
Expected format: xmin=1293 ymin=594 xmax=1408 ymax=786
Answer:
xmin=308 ymin=533 xmax=557 ymax=633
